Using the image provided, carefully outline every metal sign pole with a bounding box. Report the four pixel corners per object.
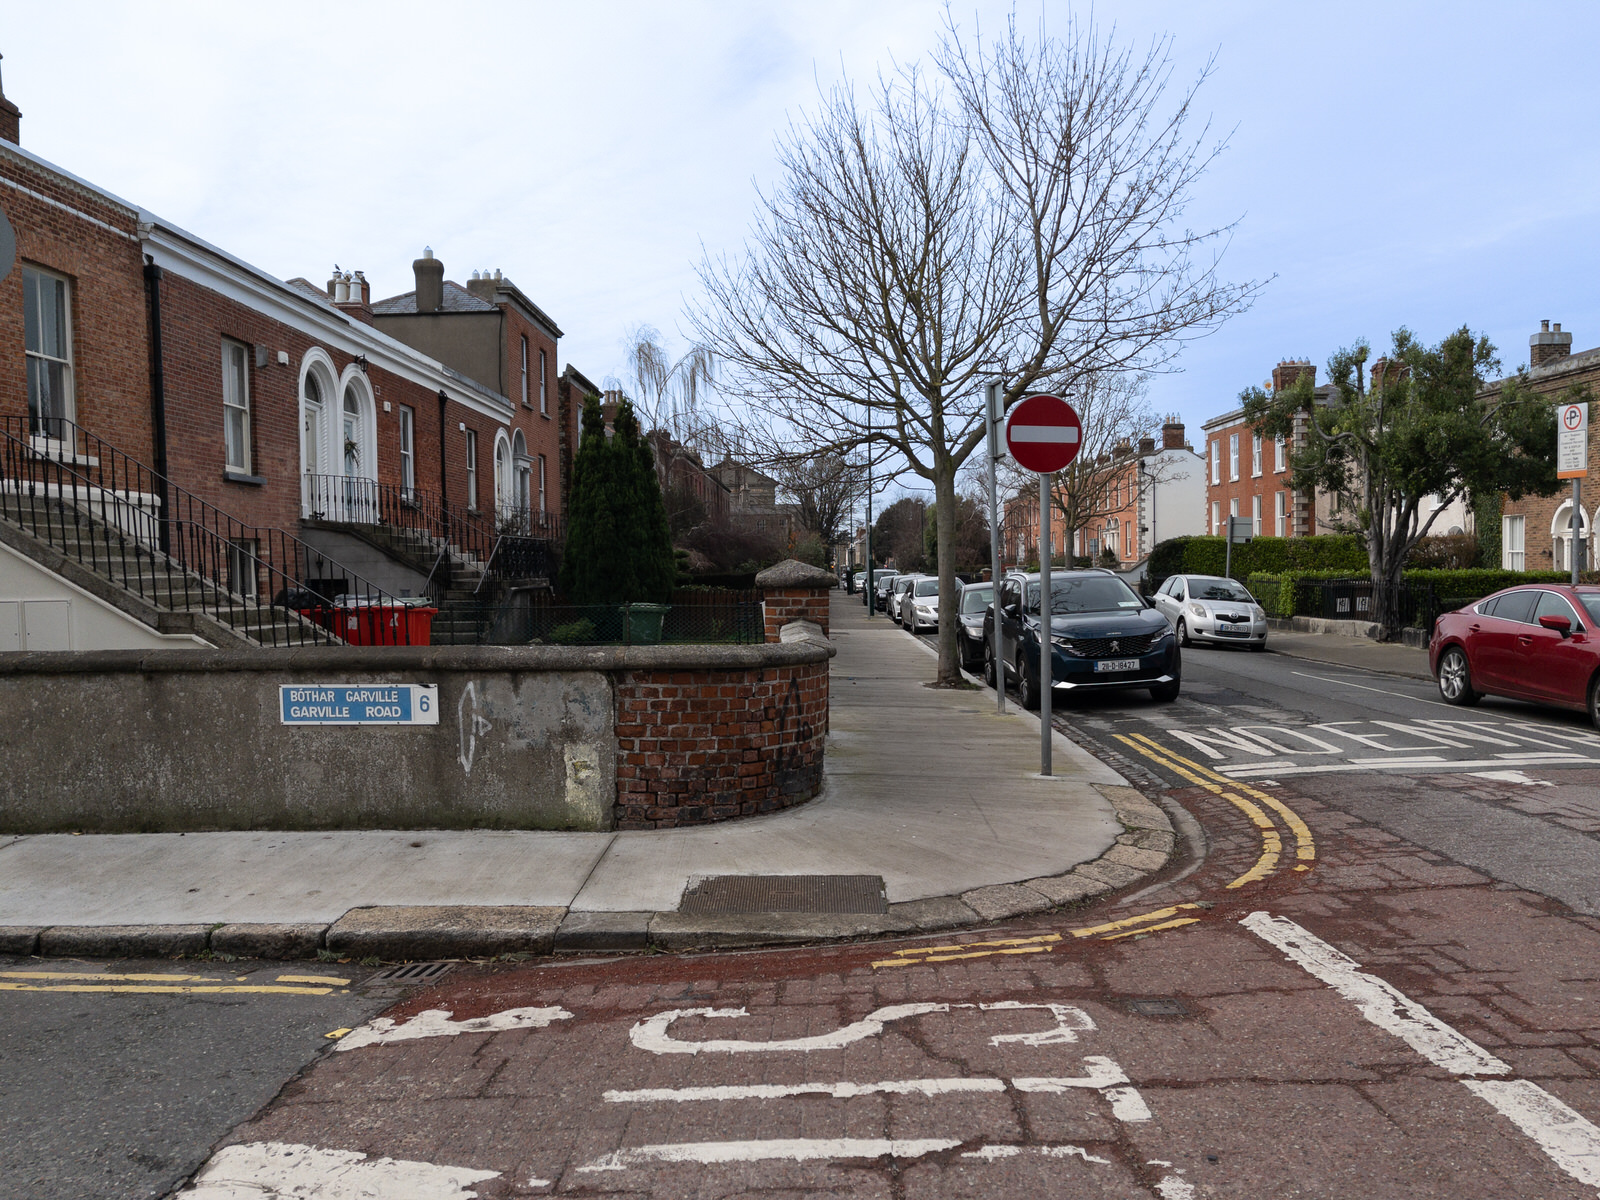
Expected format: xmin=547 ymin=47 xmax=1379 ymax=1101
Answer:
xmin=1039 ymin=471 xmax=1052 ymax=776
xmin=1574 ymin=478 xmax=1582 ymax=586
xmin=986 ymin=380 xmax=1006 ymax=713
xmin=864 ymin=399 xmax=874 ymax=618
xmin=1224 ymin=518 xmax=1233 ymax=579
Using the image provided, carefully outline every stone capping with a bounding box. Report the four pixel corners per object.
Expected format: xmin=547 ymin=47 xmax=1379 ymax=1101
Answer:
xmin=0 ymin=639 xmax=832 ymax=676
xmin=755 ymin=558 xmax=838 ymax=589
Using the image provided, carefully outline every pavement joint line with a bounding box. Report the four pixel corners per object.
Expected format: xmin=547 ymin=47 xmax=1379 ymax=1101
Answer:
xmin=1126 ymin=732 xmax=1316 ymax=862
xmin=1113 ymin=734 xmax=1284 ymax=889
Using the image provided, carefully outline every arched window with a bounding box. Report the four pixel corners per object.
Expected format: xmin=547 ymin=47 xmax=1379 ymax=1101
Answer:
xmin=493 ymin=432 xmax=514 ymax=527
xmin=298 ymin=350 xmax=339 ymax=518
xmin=1553 ymin=501 xmax=1592 ymax=572
xmin=512 ymin=430 xmax=530 ymax=528
xmin=337 ymin=376 xmax=376 ymax=522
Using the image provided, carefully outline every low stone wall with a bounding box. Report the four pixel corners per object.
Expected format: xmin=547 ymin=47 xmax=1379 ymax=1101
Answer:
xmin=0 ymin=640 xmax=831 ymax=835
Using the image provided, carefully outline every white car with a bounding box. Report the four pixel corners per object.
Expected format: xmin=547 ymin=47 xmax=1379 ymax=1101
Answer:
xmin=887 ymin=574 xmax=921 ymax=624
xmin=905 ymin=576 xmax=942 ymax=633
xmin=1152 ymin=574 xmax=1268 ymax=649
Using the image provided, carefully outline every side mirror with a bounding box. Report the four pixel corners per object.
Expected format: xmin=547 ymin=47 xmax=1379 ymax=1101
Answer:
xmin=1539 ymin=613 xmax=1573 ymax=636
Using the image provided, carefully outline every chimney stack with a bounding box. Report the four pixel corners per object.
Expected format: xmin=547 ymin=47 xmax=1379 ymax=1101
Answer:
xmin=1271 ymin=358 xmax=1316 ymax=393
xmin=1138 ymin=435 xmax=1156 ymax=455
xmin=0 ymin=54 xmax=20 ymax=146
xmin=332 ymin=269 xmax=373 ymax=325
xmin=1531 ymin=319 xmax=1573 ymax=368
xmin=413 ymin=247 xmax=444 ymax=313
xmin=1161 ymin=417 xmax=1186 ymax=451
xmin=466 ymin=268 xmax=498 ymax=303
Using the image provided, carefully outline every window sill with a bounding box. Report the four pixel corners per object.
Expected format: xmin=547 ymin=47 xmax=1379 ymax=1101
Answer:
xmin=224 ymin=470 xmax=267 ymax=486
xmin=540 ymin=411 xmax=551 ymax=419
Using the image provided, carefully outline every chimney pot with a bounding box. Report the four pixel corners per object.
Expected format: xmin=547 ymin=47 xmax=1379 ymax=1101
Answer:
xmin=334 ymin=277 xmax=350 ymax=303
xmin=1554 ymin=323 xmax=1562 ymax=333
xmin=1542 ymin=320 xmax=1551 ymax=332
xmin=423 ymin=245 xmax=433 ymax=259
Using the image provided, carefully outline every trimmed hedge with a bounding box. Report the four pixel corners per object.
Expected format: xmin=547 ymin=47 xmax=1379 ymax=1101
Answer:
xmin=1147 ymin=534 xmax=1368 ymax=588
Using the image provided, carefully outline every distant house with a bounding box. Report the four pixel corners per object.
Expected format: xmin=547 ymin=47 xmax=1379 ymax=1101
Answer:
xmin=711 ymin=457 xmax=798 ymax=542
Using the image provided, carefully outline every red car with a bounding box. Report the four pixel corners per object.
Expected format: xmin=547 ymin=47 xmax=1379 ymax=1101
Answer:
xmin=1430 ymin=583 xmax=1600 ymax=725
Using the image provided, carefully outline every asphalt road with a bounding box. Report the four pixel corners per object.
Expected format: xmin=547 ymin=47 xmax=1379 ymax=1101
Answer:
xmin=0 ymin=958 xmax=400 ymax=1200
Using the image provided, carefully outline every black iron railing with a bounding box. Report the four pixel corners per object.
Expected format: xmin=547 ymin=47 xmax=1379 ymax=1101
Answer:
xmin=1300 ymin=578 xmax=1449 ymax=632
xmin=0 ymin=417 xmax=424 ymax=646
xmin=431 ymin=587 xmax=763 ymax=647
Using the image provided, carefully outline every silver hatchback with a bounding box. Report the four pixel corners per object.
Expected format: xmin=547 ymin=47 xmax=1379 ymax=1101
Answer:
xmin=1152 ymin=574 xmax=1268 ymax=649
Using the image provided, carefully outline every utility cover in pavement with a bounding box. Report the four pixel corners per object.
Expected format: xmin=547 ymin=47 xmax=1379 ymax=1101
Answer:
xmin=678 ymin=874 xmax=889 ymax=915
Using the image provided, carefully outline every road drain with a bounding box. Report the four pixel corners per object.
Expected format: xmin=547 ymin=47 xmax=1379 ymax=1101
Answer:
xmin=362 ymin=961 xmax=456 ymax=987
xmin=679 ymin=874 xmax=889 ymax=915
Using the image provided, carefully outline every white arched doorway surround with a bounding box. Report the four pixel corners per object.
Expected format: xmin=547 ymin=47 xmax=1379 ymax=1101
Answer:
xmin=1552 ymin=500 xmax=1592 ymax=572
xmin=493 ymin=428 xmax=514 ymax=527
xmin=298 ymin=348 xmax=339 ymax=518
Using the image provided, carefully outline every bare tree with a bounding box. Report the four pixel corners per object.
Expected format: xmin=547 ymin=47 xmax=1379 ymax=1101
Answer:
xmin=772 ymin=453 xmax=868 ymax=548
xmin=624 ymin=324 xmax=718 ymax=452
xmin=693 ymin=13 xmax=1256 ymax=684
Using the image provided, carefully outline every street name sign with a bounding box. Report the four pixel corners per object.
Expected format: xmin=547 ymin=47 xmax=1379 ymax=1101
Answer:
xmin=1558 ymin=401 xmax=1588 ymax=479
xmin=280 ymin=683 xmax=440 ymax=725
xmin=1004 ymin=394 xmax=1083 ymax=473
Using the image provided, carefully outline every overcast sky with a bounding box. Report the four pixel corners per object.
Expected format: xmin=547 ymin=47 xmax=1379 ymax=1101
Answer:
xmin=8 ymin=2 xmax=1600 ymax=501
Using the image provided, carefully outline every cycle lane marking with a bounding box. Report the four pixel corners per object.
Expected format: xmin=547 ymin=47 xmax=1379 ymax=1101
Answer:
xmin=1244 ymin=910 xmax=1600 ymax=1191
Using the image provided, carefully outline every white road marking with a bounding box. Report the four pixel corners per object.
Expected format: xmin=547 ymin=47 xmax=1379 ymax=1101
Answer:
xmin=1012 ymin=1056 xmax=1129 ymax=1091
xmin=1463 ymin=1079 xmax=1600 ymax=1189
xmin=1155 ymin=1176 xmax=1197 ymax=1198
xmin=1245 ymin=912 xmax=1600 ymax=1193
xmin=960 ymin=1143 xmax=1111 ymax=1163
xmin=1468 ymin=770 xmax=1555 ymax=787
xmin=629 ymin=1001 xmax=1094 ymax=1055
xmin=335 ymin=1006 xmax=573 ymax=1051
xmin=1289 ymin=671 xmax=1444 ymax=704
xmin=185 ymin=1142 xmax=499 ymax=1199
xmin=1222 ymin=755 xmax=1599 ymax=779
xmin=1104 ymin=1086 xmax=1154 ymax=1121
xmin=575 ymin=1138 xmax=962 ymax=1171
xmin=606 ymin=1077 xmax=1007 ymax=1102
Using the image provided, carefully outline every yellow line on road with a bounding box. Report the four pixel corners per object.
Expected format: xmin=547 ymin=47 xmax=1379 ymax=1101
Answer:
xmin=0 ymin=970 xmax=218 ymax=983
xmin=1100 ymin=917 xmax=1202 ymax=941
xmin=1068 ymin=903 xmax=1203 ymax=939
xmin=871 ymin=933 xmax=1061 ymax=969
xmin=1129 ymin=734 xmax=1316 ymax=862
xmin=277 ymin=974 xmax=352 ymax=985
xmin=0 ymin=982 xmax=340 ymax=996
xmin=1114 ymin=734 xmax=1283 ymax=889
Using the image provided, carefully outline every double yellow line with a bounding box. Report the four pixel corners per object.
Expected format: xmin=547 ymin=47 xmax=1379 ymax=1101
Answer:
xmin=1113 ymin=731 xmax=1315 ymax=888
xmin=0 ymin=969 xmax=350 ymax=996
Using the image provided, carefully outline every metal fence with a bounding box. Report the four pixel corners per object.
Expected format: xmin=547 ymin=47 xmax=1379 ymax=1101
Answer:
xmin=433 ymin=587 xmax=764 ymax=646
xmin=1 ymin=417 xmax=423 ymax=646
xmin=1300 ymin=579 xmax=1462 ymax=632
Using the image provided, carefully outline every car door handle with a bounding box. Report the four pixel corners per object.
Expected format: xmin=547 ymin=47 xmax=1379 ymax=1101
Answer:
xmin=1518 ymin=635 xmax=1533 ymax=645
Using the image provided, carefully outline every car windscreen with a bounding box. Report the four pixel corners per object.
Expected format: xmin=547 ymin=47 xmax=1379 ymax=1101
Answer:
xmin=914 ymin=579 xmax=939 ymax=597
xmin=961 ymin=586 xmax=994 ymax=614
xmin=1193 ymin=579 xmax=1254 ymax=603
xmin=1025 ymin=577 xmax=1145 ymax=614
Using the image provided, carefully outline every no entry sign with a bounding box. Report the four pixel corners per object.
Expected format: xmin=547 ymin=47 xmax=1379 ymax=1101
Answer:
xmin=1005 ymin=394 xmax=1082 ymax=473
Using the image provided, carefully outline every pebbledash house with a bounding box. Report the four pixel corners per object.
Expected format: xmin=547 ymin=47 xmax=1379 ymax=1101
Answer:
xmin=0 ymin=75 xmax=589 ymax=653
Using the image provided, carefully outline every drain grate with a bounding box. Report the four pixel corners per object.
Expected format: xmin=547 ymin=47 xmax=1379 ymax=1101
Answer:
xmin=679 ymin=874 xmax=888 ymax=915
xmin=362 ymin=961 xmax=456 ymax=988
xmin=1125 ymin=997 xmax=1191 ymax=1017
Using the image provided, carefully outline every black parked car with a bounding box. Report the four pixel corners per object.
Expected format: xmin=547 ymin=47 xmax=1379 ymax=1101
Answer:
xmin=956 ymin=581 xmax=994 ymax=670
xmin=982 ymin=570 xmax=1180 ymax=709
xmin=871 ymin=571 xmax=899 ymax=612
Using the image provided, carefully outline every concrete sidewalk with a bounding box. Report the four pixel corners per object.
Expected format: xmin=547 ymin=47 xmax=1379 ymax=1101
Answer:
xmin=0 ymin=594 xmax=1175 ymax=959
xmin=1266 ymin=627 xmax=1432 ymax=680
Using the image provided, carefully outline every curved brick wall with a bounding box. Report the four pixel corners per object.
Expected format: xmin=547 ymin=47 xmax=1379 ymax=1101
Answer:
xmin=614 ymin=658 xmax=828 ymax=829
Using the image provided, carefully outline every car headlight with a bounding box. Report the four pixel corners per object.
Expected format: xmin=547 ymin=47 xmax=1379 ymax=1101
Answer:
xmin=1252 ymin=605 xmax=1265 ymax=620
xmin=1187 ymin=603 xmax=1206 ymax=618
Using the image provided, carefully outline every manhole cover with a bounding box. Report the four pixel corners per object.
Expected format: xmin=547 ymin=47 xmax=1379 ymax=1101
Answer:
xmin=1125 ymin=997 xmax=1191 ymax=1017
xmin=362 ymin=961 xmax=456 ymax=987
xmin=679 ymin=874 xmax=888 ymax=915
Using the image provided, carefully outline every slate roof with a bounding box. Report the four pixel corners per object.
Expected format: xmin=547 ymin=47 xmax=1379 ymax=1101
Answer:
xmin=370 ymin=280 xmax=497 ymax=315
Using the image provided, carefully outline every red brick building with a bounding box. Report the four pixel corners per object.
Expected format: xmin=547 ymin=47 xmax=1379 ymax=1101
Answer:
xmin=1201 ymin=360 xmax=1313 ymax=540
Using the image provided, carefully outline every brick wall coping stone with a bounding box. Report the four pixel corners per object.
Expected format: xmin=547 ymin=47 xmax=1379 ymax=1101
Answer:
xmin=0 ymin=640 xmax=831 ymax=676
xmin=755 ymin=558 xmax=838 ymax=588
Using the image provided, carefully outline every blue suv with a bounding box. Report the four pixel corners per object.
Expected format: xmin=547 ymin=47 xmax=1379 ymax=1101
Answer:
xmin=982 ymin=570 xmax=1180 ymax=709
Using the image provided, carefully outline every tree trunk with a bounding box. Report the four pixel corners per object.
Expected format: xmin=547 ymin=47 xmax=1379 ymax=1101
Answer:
xmin=933 ymin=461 xmax=963 ymax=685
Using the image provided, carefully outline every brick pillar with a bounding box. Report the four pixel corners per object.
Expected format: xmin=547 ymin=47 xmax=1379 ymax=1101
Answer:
xmin=754 ymin=559 xmax=838 ymax=642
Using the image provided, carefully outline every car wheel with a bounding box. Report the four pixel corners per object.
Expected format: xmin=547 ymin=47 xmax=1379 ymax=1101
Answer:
xmin=1249 ymin=641 xmax=1266 ymax=652
xmin=1437 ymin=646 xmax=1480 ymax=706
xmin=983 ymin=643 xmax=999 ymax=688
xmin=1017 ymin=649 xmax=1040 ymax=711
xmin=1176 ymin=618 xmax=1192 ymax=648
xmin=1149 ymin=677 xmax=1181 ymax=702
xmin=1588 ymin=675 xmax=1600 ymax=733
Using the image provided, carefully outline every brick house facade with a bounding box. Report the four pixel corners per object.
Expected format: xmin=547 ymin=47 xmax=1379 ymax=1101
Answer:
xmin=1202 ymin=360 xmax=1314 ymax=541
xmin=1489 ymin=322 xmax=1600 ymax=572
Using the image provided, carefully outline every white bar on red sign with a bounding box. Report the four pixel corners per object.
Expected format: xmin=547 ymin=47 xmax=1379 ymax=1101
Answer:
xmin=1008 ymin=426 xmax=1080 ymax=443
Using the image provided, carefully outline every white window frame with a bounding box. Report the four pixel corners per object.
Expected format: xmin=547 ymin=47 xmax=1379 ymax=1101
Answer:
xmin=1228 ymin=433 xmax=1239 ymax=481
xmin=520 ymin=336 xmax=530 ymax=407
xmin=539 ymin=348 xmax=549 ymax=416
xmin=537 ymin=453 xmax=547 ymax=513
xmin=1210 ymin=439 xmax=1220 ymax=485
xmin=23 ymin=265 xmax=75 ymax=434
xmin=398 ymin=405 xmax=416 ymax=495
xmin=1211 ymin=501 xmax=1220 ymax=535
xmin=1275 ymin=490 xmax=1287 ymax=537
xmin=1503 ymin=514 xmax=1525 ymax=571
xmin=1229 ymin=498 xmax=1239 ymax=520
xmin=1251 ymin=434 xmax=1262 ymax=477
xmin=222 ymin=338 xmax=252 ymax=474
xmin=465 ymin=429 xmax=479 ymax=511
xmin=1274 ymin=436 xmax=1286 ymax=472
